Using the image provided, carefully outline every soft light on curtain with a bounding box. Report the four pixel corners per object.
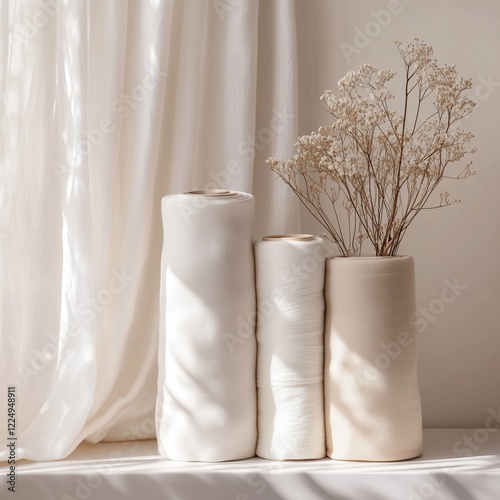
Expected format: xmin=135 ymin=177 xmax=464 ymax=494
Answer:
xmin=0 ymin=0 xmax=299 ymax=461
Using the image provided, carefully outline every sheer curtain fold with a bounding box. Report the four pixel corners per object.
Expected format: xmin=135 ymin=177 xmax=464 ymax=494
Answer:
xmin=253 ymin=0 xmax=300 ymax=236
xmin=0 ymin=0 xmax=299 ymax=461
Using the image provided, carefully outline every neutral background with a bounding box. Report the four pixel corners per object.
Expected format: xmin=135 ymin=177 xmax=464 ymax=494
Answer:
xmin=286 ymin=0 xmax=500 ymax=428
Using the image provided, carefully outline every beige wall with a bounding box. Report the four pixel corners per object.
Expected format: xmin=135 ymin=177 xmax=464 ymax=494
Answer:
xmin=295 ymin=0 xmax=500 ymax=427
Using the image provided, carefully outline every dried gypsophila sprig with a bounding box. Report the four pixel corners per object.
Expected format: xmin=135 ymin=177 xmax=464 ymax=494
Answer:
xmin=267 ymin=39 xmax=476 ymax=256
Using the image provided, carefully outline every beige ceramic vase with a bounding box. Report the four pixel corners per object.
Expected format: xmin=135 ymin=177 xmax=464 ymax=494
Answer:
xmin=324 ymin=255 xmax=423 ymax=461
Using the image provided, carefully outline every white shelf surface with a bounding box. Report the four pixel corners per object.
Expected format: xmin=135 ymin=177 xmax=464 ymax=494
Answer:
xmin=5 ymin=429 xmax=500 ymax=499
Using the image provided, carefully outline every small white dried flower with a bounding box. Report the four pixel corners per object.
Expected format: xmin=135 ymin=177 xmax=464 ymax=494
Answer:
xmin=267 ymin=39 xmax=476 ymax=256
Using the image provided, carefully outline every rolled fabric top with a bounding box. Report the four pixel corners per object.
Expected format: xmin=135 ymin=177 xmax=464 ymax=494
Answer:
xmin=262 ymin=234 xmax=315 ymax=241
xmin=182 ymin=189 xmax=237 ymax=197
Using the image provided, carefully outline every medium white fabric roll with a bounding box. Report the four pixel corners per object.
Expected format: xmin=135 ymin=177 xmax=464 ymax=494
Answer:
xmin=255 ymin=235 xmax=326 ymax=460
xmin=324 ymin=256 xmax=423 ymax=461
xmin=157 ymin=190 xmax=257 ymax=462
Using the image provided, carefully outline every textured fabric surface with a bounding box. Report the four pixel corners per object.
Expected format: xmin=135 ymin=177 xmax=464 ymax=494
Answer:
xmin=0 ymin=0 xmax=299 ymax=461
xmin=157 ymin=191 xmax=257 ymax=462
xmin=255 ymin=236 xmax=326 ymax=460
xmin=324 ymin=256 xmax=423 ymax=461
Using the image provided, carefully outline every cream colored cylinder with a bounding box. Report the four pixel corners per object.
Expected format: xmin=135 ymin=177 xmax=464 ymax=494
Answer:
xmin=157 ymin=190 xmax=257 ymax=462
xmin=324 ymin=256 xmax=423 ymax=461
xmin=255 ymin=235 xmax=326 ymax=460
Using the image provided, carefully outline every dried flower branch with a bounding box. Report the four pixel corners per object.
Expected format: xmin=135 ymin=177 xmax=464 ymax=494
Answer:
xmin=267 ymin=39 xmax=476 ymax=256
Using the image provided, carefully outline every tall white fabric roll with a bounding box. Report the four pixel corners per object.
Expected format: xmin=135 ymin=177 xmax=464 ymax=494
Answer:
xmin=324 ymin=256 xmax=423 ymax=461
xmin=255 ymin=235 xmax=326 ymax=460
xmin=157 ymin=190 xmax=257 ymax=462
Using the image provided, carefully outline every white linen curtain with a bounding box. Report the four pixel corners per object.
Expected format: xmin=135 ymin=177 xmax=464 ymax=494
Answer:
xmin=0 ymin=0 xmax=299 ymax=461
